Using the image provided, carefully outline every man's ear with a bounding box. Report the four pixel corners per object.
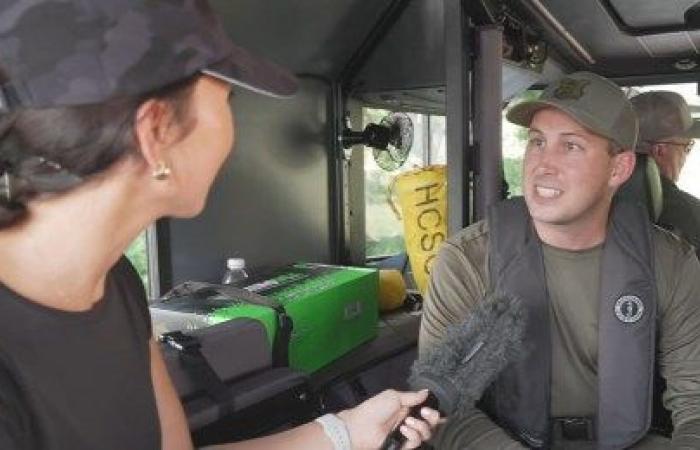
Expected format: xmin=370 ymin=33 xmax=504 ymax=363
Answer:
xmin=133 ymin=99 xmax=178 ymax=172
xmin=650 ymin=143 xmax=665 ymax=159
xmin=610 ymin=150 xmax=636 ymax=188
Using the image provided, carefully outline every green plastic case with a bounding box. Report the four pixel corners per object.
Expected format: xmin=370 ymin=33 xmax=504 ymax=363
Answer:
xmin=223 ymin=263 xmax=379 ymax=373
xmin=151 ymin=263 xmax=379 ymax=373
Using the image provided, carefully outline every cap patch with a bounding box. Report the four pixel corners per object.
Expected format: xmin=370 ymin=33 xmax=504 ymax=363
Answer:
xmin=554 ymin=78 xmax=590 ymax=100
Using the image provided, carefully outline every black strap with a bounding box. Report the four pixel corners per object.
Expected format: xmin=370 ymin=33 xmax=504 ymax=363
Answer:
xmin=160 ymin=331 xmax=234 ymax=418
xmin=273 ymin=312 xmax=293 ymax=367
xmin=650 ymin=359 xmax=673 ymax=437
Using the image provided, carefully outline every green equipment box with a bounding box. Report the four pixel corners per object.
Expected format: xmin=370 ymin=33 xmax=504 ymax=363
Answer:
xmin=151 ymin=263 xmax=379 ymax=373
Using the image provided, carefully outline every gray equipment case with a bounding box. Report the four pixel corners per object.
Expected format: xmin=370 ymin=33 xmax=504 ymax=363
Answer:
xmin=159 ymin=314 xmax=310 ymax=434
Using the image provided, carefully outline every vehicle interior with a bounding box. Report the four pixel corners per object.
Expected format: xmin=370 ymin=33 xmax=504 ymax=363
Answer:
xmin=135 ymin=0 xmax=700 ymax=445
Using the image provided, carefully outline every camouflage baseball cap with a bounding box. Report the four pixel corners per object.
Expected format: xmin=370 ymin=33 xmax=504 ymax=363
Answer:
xmin=631 ymin=91 xmax=700 ymax=143
xmin=0 ymin=0 xmax=298 ymax=112
xmin=507 ymin=71 xmax=638 ymax=150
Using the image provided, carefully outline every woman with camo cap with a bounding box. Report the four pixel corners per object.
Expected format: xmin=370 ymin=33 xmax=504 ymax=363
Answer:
xmin=0 ymin=1 xmax=439 ymax=449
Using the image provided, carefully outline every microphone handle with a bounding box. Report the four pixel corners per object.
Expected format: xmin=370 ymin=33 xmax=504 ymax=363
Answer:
xmin=380 ymin=391 xmax=440 ymax=450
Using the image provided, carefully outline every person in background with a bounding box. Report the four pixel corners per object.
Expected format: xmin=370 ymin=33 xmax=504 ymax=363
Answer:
xmin=420 ymin=72 xmax=700 ymax=449
xmin=0 ymin=1 xmax=439 ymax=449
xmin=632 ymin=90 xmax=700 ymax=255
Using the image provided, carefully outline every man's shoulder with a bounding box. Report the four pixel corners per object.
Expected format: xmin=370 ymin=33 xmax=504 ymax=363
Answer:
xmin=662 ymin=179 xmax=700 ymax=209
xmin=652 ymin=224 xmax=696 ymax=261
xmin=431 ymin=220 xmax=490 ymax=282
xmin=444 ymin=219 xmax=490 ymax=253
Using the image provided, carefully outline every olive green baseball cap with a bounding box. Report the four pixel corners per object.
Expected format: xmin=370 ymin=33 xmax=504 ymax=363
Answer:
xmin=507 ymin=71 xmax=638 ymax=150
xmin=631 ymin=91 xmax=700 ymax=143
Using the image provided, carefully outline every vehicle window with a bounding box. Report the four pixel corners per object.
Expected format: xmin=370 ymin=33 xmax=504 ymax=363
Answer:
xmin=502 ymin=90 xmax=541 ymax=197
xmin=364 ymin=108 xmax=446 ymax=258
xmin=125 ymin=225 xmax=157 ymax=298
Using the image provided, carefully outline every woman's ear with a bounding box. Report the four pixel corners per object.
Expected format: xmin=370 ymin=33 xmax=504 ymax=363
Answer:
xmin=133 ymin=99 xmax=178 ymax=173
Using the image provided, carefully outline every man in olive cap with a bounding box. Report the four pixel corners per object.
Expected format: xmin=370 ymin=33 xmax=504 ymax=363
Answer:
xmin=420 ymin=72 xmax=700 ymax=449
xmin=632 ymin=91 xmax=700 ymax=255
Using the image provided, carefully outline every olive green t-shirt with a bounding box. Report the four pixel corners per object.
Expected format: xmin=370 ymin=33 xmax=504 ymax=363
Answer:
xmin=545 ymin=243 xmax=601 ymax=418
xmin=420 ymin=220 xmax=700 ymax=449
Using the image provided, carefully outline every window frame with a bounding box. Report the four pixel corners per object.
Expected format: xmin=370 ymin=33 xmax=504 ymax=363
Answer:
xmin=359 ymin=108 xmax=447 ymax=262
xmin=125 ymin=223 xmax=160 ymax=301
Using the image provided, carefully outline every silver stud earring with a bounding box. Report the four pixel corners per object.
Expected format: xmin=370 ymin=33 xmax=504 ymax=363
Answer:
xmin=152 ymin=161 xmax=171 ymax=180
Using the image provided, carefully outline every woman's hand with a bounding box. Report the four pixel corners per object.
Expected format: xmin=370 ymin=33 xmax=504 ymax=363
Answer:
xmin=337 ymin=389 xmax=441 ymax=449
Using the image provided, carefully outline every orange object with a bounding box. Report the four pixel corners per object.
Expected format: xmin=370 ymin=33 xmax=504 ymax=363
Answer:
xmin=378 ymin=269 xmax=407 ymax=312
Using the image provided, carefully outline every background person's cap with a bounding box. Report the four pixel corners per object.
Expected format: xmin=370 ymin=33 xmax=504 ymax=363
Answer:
xmin=630 ymin=91 xmax=700 ymax=143
xmin=507 ymin=71 xmax=638 ymax=150
xmin=0 ymin=0 xmax=298 ymax=112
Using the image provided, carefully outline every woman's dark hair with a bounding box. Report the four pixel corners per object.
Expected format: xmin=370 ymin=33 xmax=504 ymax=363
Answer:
xmin=0 ymin=73 xmax=198 ymax=228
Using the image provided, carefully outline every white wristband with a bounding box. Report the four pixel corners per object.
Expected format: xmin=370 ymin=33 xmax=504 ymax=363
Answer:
xmin=314 ymin=413 xmax=352 ymax=450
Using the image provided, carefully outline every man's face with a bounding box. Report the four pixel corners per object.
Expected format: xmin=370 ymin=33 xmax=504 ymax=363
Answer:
xmin=522 ymin=108 xmax=625 ymax=232
xmin=651 ymin=138 xmax=694 ymax=182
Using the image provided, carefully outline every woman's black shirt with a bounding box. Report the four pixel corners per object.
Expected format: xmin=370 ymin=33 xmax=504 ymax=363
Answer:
xmin=0 ymin=258 xmax=160 ymax=450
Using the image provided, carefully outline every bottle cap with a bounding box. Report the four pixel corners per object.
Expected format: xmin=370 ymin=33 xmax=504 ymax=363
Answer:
xmin=226 ymin=258 xmax=246 ymax=270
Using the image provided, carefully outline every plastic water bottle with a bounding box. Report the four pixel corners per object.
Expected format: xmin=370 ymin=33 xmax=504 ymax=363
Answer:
xmin=222 ymin=258 xmax=249 ymax=286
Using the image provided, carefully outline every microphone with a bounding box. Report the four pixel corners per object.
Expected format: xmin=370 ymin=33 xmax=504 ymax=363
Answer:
xmin=381 ymin=291 xmax=526 ymax=450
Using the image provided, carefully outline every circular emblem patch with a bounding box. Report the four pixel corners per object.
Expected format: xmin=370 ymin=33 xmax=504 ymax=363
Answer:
xmin=614 ymin=295 xmax=644 ymax=323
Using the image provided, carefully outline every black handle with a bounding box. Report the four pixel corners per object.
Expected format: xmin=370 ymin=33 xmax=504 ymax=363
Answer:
xmin=380 ymin=391 xmax=440 ymax=450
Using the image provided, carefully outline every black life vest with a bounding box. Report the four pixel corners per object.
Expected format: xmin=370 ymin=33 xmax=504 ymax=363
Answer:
xmin=481 ymin=197 xmax=671 ymax=449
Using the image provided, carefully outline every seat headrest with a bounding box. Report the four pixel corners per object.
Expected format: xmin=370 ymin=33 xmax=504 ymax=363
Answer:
xmin=616 ymin=154 xmax=663 ymax=222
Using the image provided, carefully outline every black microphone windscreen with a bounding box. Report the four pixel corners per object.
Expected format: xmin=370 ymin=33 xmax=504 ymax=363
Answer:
xmin=409 ymin=291 xmax=526 ymax=415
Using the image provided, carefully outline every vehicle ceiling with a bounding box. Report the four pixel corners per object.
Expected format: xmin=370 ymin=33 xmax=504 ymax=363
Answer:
xmin=210 ymin=0 xmax=394 ymax=80
xmin=210 ymin=0 xmax=700 ymax=113
xmin=211 ymin=0 xmax=448 ymax=113
xmin=515 ymin=0 xmax=700 ymax=81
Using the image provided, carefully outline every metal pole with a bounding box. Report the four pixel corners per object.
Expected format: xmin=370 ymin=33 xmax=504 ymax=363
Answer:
xmin=329 ymin=81 xmax=346 ymax=264
xmin=444 ymin=0 xmax=473 ymax=234
xmin=474 ymin=25 xmax=503 ymax=220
